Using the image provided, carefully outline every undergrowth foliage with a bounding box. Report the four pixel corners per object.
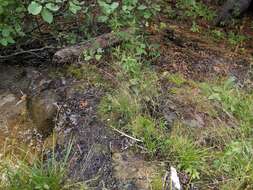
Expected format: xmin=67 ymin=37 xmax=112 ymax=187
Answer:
xmin=99 ymin=50 xmax=253 ymax=188
xmin=98 ymin=32 xmax=210 ymax=180
xmin=0 ymin=138 xmax=86 ymax=190
xmin=0 ymin=0 xmax=160 ymax=46
xmin=0 ymin=0 xmax=83 ymax=46
xmin=2 ymin=0 xmax=253 ymax=189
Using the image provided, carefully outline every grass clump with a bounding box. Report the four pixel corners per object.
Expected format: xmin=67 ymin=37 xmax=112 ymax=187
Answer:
xmin=166 ymin=122 xmax=209 ymax=180
xmin=0 ymin=140 xmax=86 ymax=190
xmin=164 ymin=72 xmax=187 ymax=87
xmin=99 ymin=87 xmax=141 ymax=129
xmin=98 ymin=68 xmax=160 ymax=129
xmin=198 ymin=78 xmax=253 ymax=189
xmin=0 ymin=159 xmax=66 ymax=190
xmin=99 ymin=35 xmax=161 ymax=129
xmin=131 ymin=115 xmax=167 ymax=155
xmin=201 ymin=77 xmax=253 ymax=134
xmin=215 ymin=140 xmax=253 ymax=190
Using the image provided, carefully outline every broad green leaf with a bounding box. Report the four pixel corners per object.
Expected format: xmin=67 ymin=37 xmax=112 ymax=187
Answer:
xmin=98 ymin=15 xmax=108 ymax=22
xmin=72 ymin=0 xmax=82 ymax=5
xmin=208 ymin=93 xmax=221 ymax=101
xmin=95 ymin=54 xmax=102 ymax=61
xmin=0 ymin=38 xmax=8 ymax=46
xmin=69 ymin=1 xmax=82 ymax=14
xmin=98 ymin=1 xmax=118 ymax=15
xmin=28 ymin=1 xmax=42 ymax=15
xmin=110 ymin=2 xmax=119 ymax=11
xmin=0 ymin=6 xmax=4 ymax=14
xmin=137 ymin=5 xmax=147 ymax=10
xmin=6 ymin=36 xmax=15 ymax=44
xmin=41 ymin=8 xmax=53 ymax=24
xmin=45 ymin=3 xmax=60 ymax=12
xmin=143 ymin=11 xmax=151 ymax=19
xmin=16 ymin=7 xmax=25 ymax=13
xmin=98 ymin=0 xmax=107 ymax=7
xmin=43 ymin=184 xmax=50 ymax=190
xmin=2 ymin=28 xmax=10 ymax=37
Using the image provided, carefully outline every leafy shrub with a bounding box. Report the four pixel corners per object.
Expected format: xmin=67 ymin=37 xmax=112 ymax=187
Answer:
xmin=0 ymin=0 xmax=25 ymax=46
xmin=0 ymin=0 xmax=160 ymax=46
xmin=0 ymin=0 xmax=83 ymax=46
xmin=176 ymin=0 xmax=215 ymax=21
xmin=98 ymin=0 xmax=160 ymax=29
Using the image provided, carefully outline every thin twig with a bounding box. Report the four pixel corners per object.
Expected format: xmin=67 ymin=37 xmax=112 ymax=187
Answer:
xmin=0 ymin=46 xmax=58 ymax=60
xmin=111 ymin=127 xmax=143 ymax=142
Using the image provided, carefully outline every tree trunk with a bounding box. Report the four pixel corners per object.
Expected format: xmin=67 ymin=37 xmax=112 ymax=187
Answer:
xmin=214 ymin=0 xmax=252 ymax=25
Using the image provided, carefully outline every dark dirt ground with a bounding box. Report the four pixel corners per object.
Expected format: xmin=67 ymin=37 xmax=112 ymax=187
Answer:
xmin=149 ymin=21 xmax=253 ymax=84
xmin=53 ymin=83 xmax=159 ymax=190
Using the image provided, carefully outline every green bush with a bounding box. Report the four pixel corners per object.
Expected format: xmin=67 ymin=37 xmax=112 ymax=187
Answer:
xmin=0 ymin=0 xmax=25 ymax=46
xmin=176 ymin=0 xmax=215 ymax=21
xmin=0 ymin=0 xmax=84 ymax=46
xmin=0 ymin=0 xmax=160 ymax=46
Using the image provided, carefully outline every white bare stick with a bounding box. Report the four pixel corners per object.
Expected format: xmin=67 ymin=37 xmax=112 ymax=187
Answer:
xmin=111 ymin=127 xmax=143 ymax=142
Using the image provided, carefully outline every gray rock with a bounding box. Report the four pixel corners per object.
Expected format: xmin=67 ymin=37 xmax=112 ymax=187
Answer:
xmin=0 ymin=91 xmax=40 ymax=150
xmin=28 ymin=90 xmax=59 ymax=136
xmin=112 ymin=151 xmax=158 ymax=190
xmin=0 ymin=92 xmax=26 ymax=131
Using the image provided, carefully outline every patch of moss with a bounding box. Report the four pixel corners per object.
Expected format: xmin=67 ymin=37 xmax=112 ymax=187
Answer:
xmin=66 ymin=64 xmax=111 ymax=88
xmin=169 ymin=85 xmax=218 ymax=117
xmin=151 ymin=172 xmax=164 ymax=190
xmin=163 ymin=72 xmax=187 ymax=87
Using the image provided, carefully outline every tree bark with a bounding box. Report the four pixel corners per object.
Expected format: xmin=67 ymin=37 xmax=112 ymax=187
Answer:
xmin=214 ymin=0 xmax=252 ymax=25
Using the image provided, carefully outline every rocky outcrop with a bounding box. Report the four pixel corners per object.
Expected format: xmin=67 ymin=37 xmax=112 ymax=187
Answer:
xmin=0 ymin=65 xmax=62 ymax=152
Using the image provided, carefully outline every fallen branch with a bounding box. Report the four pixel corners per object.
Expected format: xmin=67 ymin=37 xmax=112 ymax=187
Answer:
xmin=53 ymin=29 xmax=133 ymax=64
xmin=0 ymin=46 xmax=57 ymax=60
